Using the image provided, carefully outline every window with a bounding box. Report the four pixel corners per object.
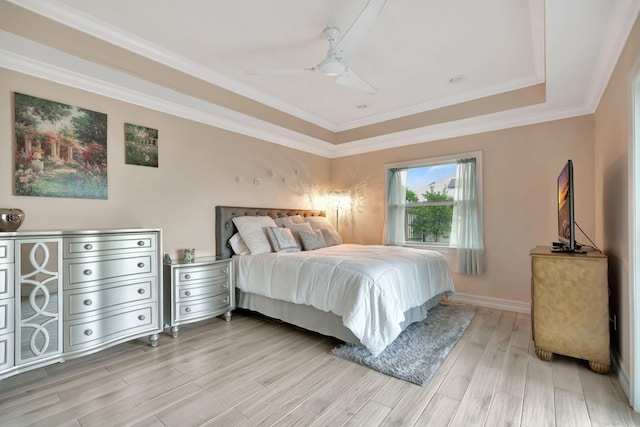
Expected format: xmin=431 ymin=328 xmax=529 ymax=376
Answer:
xmin=384 ymin=151 xmax=485 ymax=275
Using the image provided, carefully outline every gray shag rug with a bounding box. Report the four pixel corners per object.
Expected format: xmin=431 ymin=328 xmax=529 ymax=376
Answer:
xmin=331 ymin=304 xmax=475 ymax=386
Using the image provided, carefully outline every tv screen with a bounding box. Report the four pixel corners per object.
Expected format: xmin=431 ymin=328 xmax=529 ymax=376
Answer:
xmin=557 ymin=160 xmax=575 ymax=251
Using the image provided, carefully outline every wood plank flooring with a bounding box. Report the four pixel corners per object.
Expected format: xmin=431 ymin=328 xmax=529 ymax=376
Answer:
xmin=0 ymin=305 xmax=637 ymax=426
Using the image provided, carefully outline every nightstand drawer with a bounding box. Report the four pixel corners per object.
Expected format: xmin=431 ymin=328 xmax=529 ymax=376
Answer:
xmin=65 ymin=254 xmax=155 ymax=286
xmin=177 ymin=294 xmax=231 ymax=321
xmin=65 ymin=305 xmax=155 ymax=351
xmin=0 ymin=263 xmax=13 ymax=300
xmin=66 ymin=278 xmax=155 ymax=317
xmin=177 ymin=279 xmax=229 ymax=301
xmin=177 ymin=264 xmax=229 ymax=285
xmin=64 ymin=234 xmax=156 ymax=258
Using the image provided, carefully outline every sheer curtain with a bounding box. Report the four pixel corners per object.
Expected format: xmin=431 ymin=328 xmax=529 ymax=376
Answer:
xmin=449 ymin=158 xmax=484 ymax=274
xmin=384 ymin=168 xmax=407 ymax=244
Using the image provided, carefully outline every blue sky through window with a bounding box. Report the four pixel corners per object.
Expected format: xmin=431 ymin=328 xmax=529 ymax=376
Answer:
xmin=406 ymin=163 xmax=457 ymax=192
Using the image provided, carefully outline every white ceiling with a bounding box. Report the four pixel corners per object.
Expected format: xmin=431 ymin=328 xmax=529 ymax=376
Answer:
xmin=1 ymin=0 xmax=639 ymax=157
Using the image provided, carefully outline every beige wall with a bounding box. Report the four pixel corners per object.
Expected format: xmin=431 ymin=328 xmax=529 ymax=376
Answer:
xmin=594 ymin=14 xmax=640 ymax=385
xmin=0 ymin=69 xmax=331 ymax=260
xmin=331 ymin=117 xmax=596 ymax=304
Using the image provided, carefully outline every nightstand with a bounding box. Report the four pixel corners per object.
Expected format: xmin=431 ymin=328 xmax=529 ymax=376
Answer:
xmin=163 ymin=257 xmax=234 ymax=338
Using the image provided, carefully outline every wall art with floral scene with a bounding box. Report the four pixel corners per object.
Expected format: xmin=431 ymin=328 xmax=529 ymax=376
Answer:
xmin=14 ymin=92 xmax=108 ymax=199
xmin=125 ymin=123 xmax=158 ymax=167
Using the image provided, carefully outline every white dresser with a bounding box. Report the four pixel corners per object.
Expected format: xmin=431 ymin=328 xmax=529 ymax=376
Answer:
xmin=0 ymin=229 xmax=162 ymax=380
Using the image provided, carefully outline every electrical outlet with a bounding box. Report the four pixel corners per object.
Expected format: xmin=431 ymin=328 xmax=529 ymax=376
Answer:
xmin=610 ymin=313 xmax=617 ymax=331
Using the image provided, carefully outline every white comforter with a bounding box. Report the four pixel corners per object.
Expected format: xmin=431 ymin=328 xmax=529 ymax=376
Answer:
xmin=235 ymin=244 xmax=454 ymax=356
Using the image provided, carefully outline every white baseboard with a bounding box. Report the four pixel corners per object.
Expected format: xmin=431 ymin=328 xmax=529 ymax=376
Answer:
xmin=611 ymin=348 xmax=632 ymax=405
xmin=450 ymin=292 xmax=531 ymax=314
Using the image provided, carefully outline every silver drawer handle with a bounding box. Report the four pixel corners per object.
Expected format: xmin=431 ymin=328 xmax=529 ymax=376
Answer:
xmin=223 ymin=284 xmax=228 ymax=289
xmin=138 ymin=315 xmax=145 ymax=321
xmin=185 ymin=291 xmax=191 ymax=296
xmin=185 ymin=307 xmax=191 ymax=313
xmin=138 ymin=289 xmax=145 ymax=295
xmin=137 ymin=262 xmax=144 ymax=268
xmin=223 ymin=297 xmax=229 ymax=304
xmin=84 ymin=269 xmax=92 ymax=276
xmin=84 ymin=329 xmax=93 ymax=336
xmin=184 ymin=274 xmax=191 ymax=279
xmin=84 ymin=243 xmax=93 ymax=250
xmin=84 ymin=299 xmax=92 ymax=306
xmin=137 ymin=241 xmax=145 ymax=246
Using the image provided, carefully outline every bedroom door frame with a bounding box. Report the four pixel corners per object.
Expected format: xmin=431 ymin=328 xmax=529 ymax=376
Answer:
xmin=630 ymin=65 xmax=640 ymax=412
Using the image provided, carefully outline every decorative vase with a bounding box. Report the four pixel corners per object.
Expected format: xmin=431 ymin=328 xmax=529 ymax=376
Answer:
xmin=0 ymin=208 xmax=25 ymax=232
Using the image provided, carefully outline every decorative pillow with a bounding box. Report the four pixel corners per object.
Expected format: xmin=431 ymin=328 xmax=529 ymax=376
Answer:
xmin=232 ymin=215 xmax=278 ymax=254
xmin=228 ymin=232 xmax=250 ymax=255
xmin=320 ymin=228 xmax=342 ymax=247
xmin=299 ymin=229 xmax=327 ymax=251
xmin=274 ymin=215 xmax=305 ymax=227
xmin=284 ymin=222 xmax=313 ymax=248
xmin=304 ymin=216 xmax=342 ymax=245
xmin=266 ymin=227 xmax=300 ymax=253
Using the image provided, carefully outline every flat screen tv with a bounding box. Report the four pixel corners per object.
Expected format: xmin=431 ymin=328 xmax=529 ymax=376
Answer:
xmin=557 ymin=160 xmax=578 ymax=252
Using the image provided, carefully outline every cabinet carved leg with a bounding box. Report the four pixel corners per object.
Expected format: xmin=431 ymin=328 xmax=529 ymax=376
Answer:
xmin=224 ymin=311 xmax=232 ymax=322
xmin=171 ymin=326 xmax=179 ymax=338
xmin=588 ymin=361 xmax=611 ymax=374
xmin=149 ymin=333 xmax=159 ymax=347
xmin=535 ymin=347 xmax=554 ymax=361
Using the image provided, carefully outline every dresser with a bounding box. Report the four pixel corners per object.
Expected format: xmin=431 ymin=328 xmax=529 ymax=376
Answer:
xmin=530 ymin=246 xmax=610 ymax=373
xmin=0 ymin=229 xmax=162 ymax=380
xmin=163 ymin=257 xmax=233 ymax=337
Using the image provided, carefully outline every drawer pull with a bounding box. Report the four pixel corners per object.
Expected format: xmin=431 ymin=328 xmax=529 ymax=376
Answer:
xmin=138 ymin=288 xmax=145 ymax=295
xmin=84 ymin=269 xmax=92 ymax=276
xmin=84 ymin=299 xmax=92 ymax=306
xmin=84 ymin=329 xmax=93 ymax=336
xmin=137 ymin=262 xmax=145 ymax=268
xmin=84 ymin=243 xmax=93 ymax=250
xmin=184 ymin=274 xmax=191 ymax=280
xmin=185 ymin=307 xmax=191 ymax=313
xmin=137 ymin=241 xmax=145 ymax=247
xmin=138 ymin=315 xmax=145 ymax=321
xmin=185 ymin=291 xmax=191 ymax=296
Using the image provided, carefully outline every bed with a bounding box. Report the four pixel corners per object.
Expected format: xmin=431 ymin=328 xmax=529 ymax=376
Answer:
xmin=215 ymin=206 xmax=455 ymax=356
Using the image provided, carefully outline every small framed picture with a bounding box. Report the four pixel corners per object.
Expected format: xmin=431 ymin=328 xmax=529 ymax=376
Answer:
xmin=125 ymin=123 xmax=158 ymax=167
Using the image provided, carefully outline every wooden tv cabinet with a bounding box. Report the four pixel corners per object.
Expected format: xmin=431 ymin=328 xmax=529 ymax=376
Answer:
xmin=529 ymin=246 xmax=610 ymax=373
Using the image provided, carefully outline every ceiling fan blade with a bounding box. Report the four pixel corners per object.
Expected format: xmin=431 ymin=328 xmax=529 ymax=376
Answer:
xmin=334 ymin=0 xmax=386 ymax=66
xmin=245 ymin=68 xmax=315 ymax=76
xmin=336 ymin=67 xmax=378 ymax=94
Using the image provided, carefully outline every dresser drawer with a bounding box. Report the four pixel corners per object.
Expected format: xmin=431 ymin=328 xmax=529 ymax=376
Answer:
xmin=0 ymin=263 xmax=14 ymax=300
xmin=65 ymin=305 xmax=156 ymax=351
xmin=65 ymin=253 xmax=155 ymax=287
xmin=0 ymin=240 xmax=13 ymax=263
xmin=63 ymin=233 xmax=156 ymax=258
xmin=0 ymin=300 xmax=14 ymax=335
xmin=176 ymin=263 xmax=229 ymax=285
xmin=177 ymin=294 xmax=232 ymax=321
xmin=177 ymin=278 xmax=230 ymax=302
xmin=0 ymin=333 xmax=14 ymax=371
xmin=65 ymin=278 xmax=156 ymax=317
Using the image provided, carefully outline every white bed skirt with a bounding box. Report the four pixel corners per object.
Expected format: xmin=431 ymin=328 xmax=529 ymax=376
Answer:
xmin=236 ymin=290 xmax=443 ymax=347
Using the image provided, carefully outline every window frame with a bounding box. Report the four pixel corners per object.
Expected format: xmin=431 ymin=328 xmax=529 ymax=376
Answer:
xmin=383 ymin=150 xmax=483 ymax=252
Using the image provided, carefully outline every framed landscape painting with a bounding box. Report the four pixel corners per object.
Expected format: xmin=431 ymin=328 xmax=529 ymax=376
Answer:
xmin=14 ymin=92 xmax=108 ymax=199
xmin=125 ymin=123 xmax=158 ymax=167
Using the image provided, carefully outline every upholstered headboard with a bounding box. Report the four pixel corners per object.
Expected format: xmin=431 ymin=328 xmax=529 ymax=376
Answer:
xmin=215 ymin=206 xmax=326 ymax=259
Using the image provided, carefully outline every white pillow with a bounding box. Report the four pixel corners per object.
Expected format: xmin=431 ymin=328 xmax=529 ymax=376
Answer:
xmin=232 ymin=215 xmax=278 ymax=254
xmin=274 ymin=215 xmax=305 ymax=227
xmin=320 ymin=228 xmax=342 ymax=246
xmin=304 ymin=216 xmax=342 ymax=245
xmin=228 ymin=233 xmax=250 ymax=255
xmin=266 ymin=227 xmax=300 ymax=252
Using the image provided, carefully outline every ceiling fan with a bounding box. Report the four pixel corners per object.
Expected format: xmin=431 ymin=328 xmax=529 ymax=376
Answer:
xmin=246 ymin=0 xmax=386 ymax=94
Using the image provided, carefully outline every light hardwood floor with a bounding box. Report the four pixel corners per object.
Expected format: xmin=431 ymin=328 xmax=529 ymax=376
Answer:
xmin=0 ymin=305 xmax=637 ymax=426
